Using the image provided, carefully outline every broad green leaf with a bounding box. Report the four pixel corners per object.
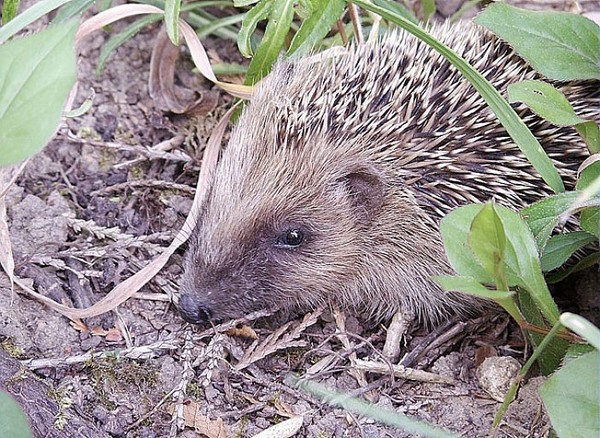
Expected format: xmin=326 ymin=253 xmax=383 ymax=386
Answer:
xmin=287 ymin=0 xmax=345 ymax=57
xmin=0 ymin=0 xmax=74 ymax=43
xmin=353 ymin=0 xmax=565 ymax=193
xmin=0 ymin=391 xmax=32 ymax=438
xmin=577 ymin=161 xmax=600 ymax=190
xmin=96 ymin=15 xmax=162 ymax=76
xmin=580 ymin=208 xmax=600 ymax=238
xmin=576 ymin=162 xmax=600 ymax=237
xmin=577 ymin=122 xmax=600 ymax=154
xmin=547 ymin=251 xmax=600 ymax=284
xmin=164 ymin=0 xmax=181 ymax=45
xmin=494 ymin=205 xmax=560 ymax=324
xmin=540 ymin=350 xmax=600 ymax=437
xmin=508 ymin=80 xmax=600 ymax=153
xmin=540 ymin=232 xmax=597 ymax=271
xmin=475 ymin=2 xmax=600 ymax=80
xmin=440 ymin=204 xmax=493 ymax=283
xmin=433 ymin=275 xmax=514 ymax=300
xmin=237 ymin=0 xmax=273 ymax=57
xmin=521 ymin=191 xmax=598 ymax=248
xmin=469 ymin=202 xmax=507 ymax=286
xmin=517 ymin=291 xmax=568 ymax=374
xmin=244 ymin=0 xmax=294 ymax=85
xmin=0 ymin=21 xmax=78 ymax=166
xmin=560 ymin=313 xmax=600 ymax=351
xmin=508 ymin=80 xmax=587 ymax=126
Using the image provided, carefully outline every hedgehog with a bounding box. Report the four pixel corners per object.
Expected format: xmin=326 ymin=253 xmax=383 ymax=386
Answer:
xmin=176 ymin=20 xmax=600 ymax=326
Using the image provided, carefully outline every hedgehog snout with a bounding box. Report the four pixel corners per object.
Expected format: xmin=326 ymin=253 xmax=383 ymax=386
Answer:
xmin=177 ymin=293 xmax=213 ymax=325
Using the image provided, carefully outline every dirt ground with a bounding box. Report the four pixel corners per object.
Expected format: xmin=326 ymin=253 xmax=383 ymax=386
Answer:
xmin=1 ymin=1 xmax=598 ymax=437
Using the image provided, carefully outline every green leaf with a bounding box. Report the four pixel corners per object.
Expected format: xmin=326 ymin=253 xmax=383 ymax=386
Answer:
xmin=372 ymin=0 xmax=418 ymax=24
xmin=547 ymin=251 xmax=600 ymax=284
xmin=433 ymin=275 xmax=514 ymax=300
xmin=521 ymin=191 xmax=594 ymax=249
xmin=508 ymin=80 xmax=600 ymax=153
xmin=287 ymin=0 xmax=345 ymax=57
xmin=234 ymin=0 xmax=259 ymax=6
xmin=353 ymin=0 xmax=565 ymax=193
xmin=508 ymin=80 xmax=587 ymax=126
xmin=421 ymin=0 xmax=436 ymax=21
xmin=576 ymin=161 xmax=600 ymax=237
xmin=517 ymin=292 xmax=568 ymax=374
xmin=576 ymin=122 xmax=600 ymax=154
xmin=0 ymin=391 xmax=31 ymax=438
xmin=475 ymin=2 xmax=600 ymax=80
xmin=0 ymin=21 xmax=78 ymax=166
xmin=580 ymin=208 xmax=600 ymax=238
xmin=244 ymin=0 xmax=294 ymax=85
xmin=197 ymin=13 xmax=245 ymax=39
xmin=0 ymin=0 xmax=74 ymax=44
xmin=237 ymin=0 xmax=273 ymax=57
xmin=164 ymin=0 xmax=182 ymax=45
xmin=494 ymin=205 xmax=560 ymax=324
xmin=540 ymin=232 xmax=597 ymax=271
xmin=1 ymin=0 xmax=20 ymax=24
xmin=560 ymin=313 xmax=600 ymax=351
xmin=53 ymin=0 xmax=94 ymax=22
xmin=96 ymin=15 xmax=163 ymax=76
xmin=540 ymin=350 xmax=600 ymax=438
xmin=469 ymin=202 xmax=508 ymax=286
xmin=440 ymin=204 xmax=493 ymax=283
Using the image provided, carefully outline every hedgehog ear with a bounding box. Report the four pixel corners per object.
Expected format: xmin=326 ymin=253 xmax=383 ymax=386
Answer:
xmin=339 ymin=167 xmax=385 ymax=226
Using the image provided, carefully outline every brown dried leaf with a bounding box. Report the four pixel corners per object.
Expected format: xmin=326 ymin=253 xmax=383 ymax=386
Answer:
xmin=70 ymin=319 xmax=89 ymax=333
xmin=105 ymin=327 xmax=123 ymax=342
xmin=149 ymin=27 xmax=199 ymax=113
xmin=181 ymin=401 xmax=227 ymax=438
xmin=225 ymin=325 xmax=258 ymax=340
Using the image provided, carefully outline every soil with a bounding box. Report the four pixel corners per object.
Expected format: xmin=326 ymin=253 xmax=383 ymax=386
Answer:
xmin=1 ymin=1 xmax=598 ymax=437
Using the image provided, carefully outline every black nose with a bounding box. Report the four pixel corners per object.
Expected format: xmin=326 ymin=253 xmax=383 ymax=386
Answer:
xmin=177 ymin=294 xmax=212 ymax=324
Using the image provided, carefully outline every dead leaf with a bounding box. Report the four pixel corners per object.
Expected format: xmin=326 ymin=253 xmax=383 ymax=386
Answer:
xmin=149 ymin=27 xmax=199 ymax=113
xmin=180 ymin=400 xmax=227 ymax=438
xmin=70 ymin=319 xmax=89 ymax=333
xmin=251 ymin=416 xmax=303 ymax=438
xmin=225 ymin=325 xmax=258 ymax=340
xmin=105 ymin=327 xmax=123 ymax=342
xmin=89 ymin=326 xmax=107 ymax=336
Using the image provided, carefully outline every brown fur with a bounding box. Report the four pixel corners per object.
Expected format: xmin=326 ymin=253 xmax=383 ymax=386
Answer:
xmin=177 ymin=21 xmax=599 ymax=325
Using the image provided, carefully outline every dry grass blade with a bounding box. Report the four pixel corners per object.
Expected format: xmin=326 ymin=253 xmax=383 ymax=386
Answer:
xmin=179 ymin=19 xmax=253 ymax=99
xmin=76 ymin=4 xmax=252 ymax=99
xmin=0 ymin=163 xmax=27 ymax=290
xmin=149 ymin=26 xmax=200 ymax=113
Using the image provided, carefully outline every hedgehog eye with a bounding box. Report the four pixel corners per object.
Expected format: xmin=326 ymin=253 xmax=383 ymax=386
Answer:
xmin=278 ymin=229 xmax=305 ymax=247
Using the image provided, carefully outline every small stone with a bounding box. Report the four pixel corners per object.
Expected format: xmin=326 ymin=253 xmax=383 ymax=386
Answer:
xmin=477 ymin=356 xmax=521 ymax=402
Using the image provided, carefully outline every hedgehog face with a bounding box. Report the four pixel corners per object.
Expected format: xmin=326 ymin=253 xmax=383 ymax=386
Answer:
xmin=176 ymin=138 xmax=386 ymax=324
